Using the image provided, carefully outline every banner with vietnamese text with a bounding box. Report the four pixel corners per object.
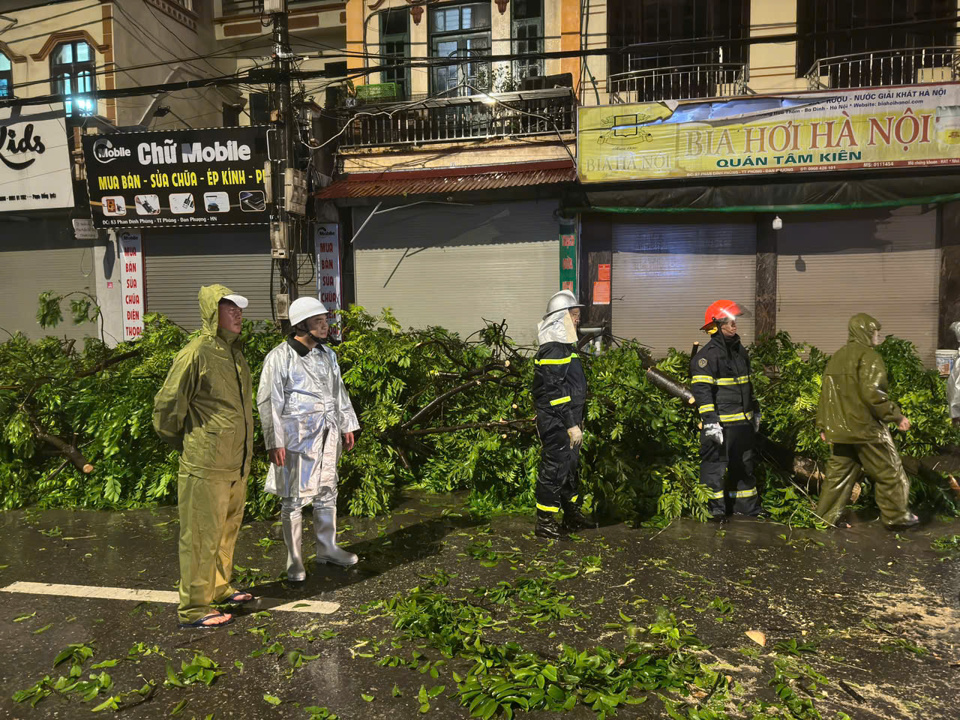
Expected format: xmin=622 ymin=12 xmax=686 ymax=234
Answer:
xmin=578 ymin=83 xmax=960 ymax=183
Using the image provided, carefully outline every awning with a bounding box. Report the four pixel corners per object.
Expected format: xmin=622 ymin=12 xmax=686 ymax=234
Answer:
xmin=315 ymin=160 xmax=576 ymax=199
xmin=572 ymin=172 xmax=960 ymax=214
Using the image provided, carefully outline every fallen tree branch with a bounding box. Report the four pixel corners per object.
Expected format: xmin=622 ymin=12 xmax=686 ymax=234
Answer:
xmin=35 ymin=431 xmax=93 ymax=474
xmin=76 ymin=349 xmax=141 ymax=378
xmin=401 ymin=374 xmax=500 ymax=430
xmin=403 ymin=418 xmax=535 ymax=437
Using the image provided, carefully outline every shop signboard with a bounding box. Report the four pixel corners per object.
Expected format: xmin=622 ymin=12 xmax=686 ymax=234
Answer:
xmin=82 ymin=127 xmax=269 ymax=228
xmin=559 ymin=217 xmax=577 ymax=295
xmin=118 ymin=230 xmax=144 ymax=341
xmin=578 ymin=82 xmax=960 ymax=183
xmin=315 ymin=223 xmax=342 ymax=341
xmin=0 ymin=103 xmax=74 ymax=212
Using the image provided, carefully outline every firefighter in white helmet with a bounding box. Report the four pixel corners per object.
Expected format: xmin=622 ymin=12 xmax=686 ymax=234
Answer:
xmin=531 ymin=290 xmax=593 ymax=539
xmin=257 ymin=297 xmax=360 ymax=580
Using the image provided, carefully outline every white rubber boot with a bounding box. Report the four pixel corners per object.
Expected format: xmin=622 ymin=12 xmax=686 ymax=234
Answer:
xmin=282 ymin=512 xmax=306 ymax=581
xmin=313 ymin=506 xmax=358 ymax=566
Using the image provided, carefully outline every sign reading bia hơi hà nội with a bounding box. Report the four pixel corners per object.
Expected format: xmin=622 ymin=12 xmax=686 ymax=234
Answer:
xmin=81 ymin=127 xmax=269 ymax=228
xmin=577 ymin=82 xmax=960 ymax=183
xmin=0 ymin=104 xmax=75 ymax=212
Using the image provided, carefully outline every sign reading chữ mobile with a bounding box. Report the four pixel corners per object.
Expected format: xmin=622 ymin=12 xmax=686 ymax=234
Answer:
xmin=578 ymin=83 xmax=960 ymax=183
xmin=82 ymin=127 xmax=269 ymax=228
xmin=0 ymin=104 xmax=75 ymax=212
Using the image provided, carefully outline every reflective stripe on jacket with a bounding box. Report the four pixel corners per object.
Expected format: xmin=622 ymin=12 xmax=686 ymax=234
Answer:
xmin=689 ymin=332 xmax=758 ymax=427
xmin=532 ymin=341 xmax=587 ymax=428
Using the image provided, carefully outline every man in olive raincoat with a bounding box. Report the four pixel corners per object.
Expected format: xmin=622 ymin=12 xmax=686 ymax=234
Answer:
xmin=816 ymin=313 xmax=918 ymax=530
xmin=153 ymin=285 xmax=255 ymax=628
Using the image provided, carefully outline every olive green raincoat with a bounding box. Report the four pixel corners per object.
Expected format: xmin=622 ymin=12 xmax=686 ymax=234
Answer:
xmin=815 ymin=314 xmax=912 ymax=527
xmin=153 ymin=284 xmax=254 ymax=623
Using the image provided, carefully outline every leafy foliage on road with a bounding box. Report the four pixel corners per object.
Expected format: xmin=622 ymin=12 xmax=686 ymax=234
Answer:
xmin=1 ymin=297 xmax=958 ymax=525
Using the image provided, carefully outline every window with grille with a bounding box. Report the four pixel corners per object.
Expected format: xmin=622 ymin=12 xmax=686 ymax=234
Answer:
xmin=0 ymin=53 xmax=12 ymax=99
xmin=513 ymin=0 xmax=543 ymax=83
xmin=429 ymin=2 xmax=491 ymax=96
xmin=380 ymin=9 xmax=410 ymax=99
xmin=606 ymin=0 xmax=749 ymax=76
xmin=796 ymin=0 xmax=956 ymax=77
xmin=51 ymin=41 xmax=96 ymax=117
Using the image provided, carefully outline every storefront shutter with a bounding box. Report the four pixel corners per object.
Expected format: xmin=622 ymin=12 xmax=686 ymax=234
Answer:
xmin=144 ymin=229 xmax=273 ymax=329
xmin=776 ymin=207 xmax=939 ymax=363
xmin=352 ymin=200 xmax=559 ymax=346
xmin=0 ymin=218 xmax=98 ymax=341
xmin=611 ymin=218 xmax=757 ymax=357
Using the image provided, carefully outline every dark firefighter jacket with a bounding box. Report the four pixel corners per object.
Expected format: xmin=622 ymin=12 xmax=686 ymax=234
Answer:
xmin=690 ymin=332 xmax=759 ymax=427
xmin=817 ymin=313 xmax=904 ymax=444
xmin=532 ymin=341 xmax=587 ymax=429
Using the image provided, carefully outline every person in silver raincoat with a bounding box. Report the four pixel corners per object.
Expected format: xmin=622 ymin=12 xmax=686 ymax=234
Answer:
xmin=948 ymin=321 xmax=960 ymax=427
xmin=257 ymin=297 xmax=360 ymax=580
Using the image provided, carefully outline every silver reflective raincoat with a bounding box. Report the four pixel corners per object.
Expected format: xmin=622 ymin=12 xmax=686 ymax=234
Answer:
xmin=948 ymin=321 xmax=960 ymax=421
xmin=257 ymin=338 xmax=360 ymax=498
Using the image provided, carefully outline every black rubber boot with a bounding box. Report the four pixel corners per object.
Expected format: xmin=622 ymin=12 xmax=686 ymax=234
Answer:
xmin=535 ymin=511 xmax=566 ymax=540
xmin=562 ymin=503 xmax=597 ymax=533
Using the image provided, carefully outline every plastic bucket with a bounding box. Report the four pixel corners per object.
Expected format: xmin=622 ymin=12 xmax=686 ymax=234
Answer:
xmin=936 ymin=349 xmax=958 ymax=377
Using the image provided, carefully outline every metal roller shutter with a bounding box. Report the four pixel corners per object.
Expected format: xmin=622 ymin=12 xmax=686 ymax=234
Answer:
xmin=352 ymin=201 xmax=559 ymax=346
xmin=776 ymin=207 xmax=939 ymax=363
xmin=0 ymin=217 xmax=98 ymax=341
xmin=611 ymin=218 xmax=757 ymax=357
xmin=144 ymin=229 xmax=273 ymax=329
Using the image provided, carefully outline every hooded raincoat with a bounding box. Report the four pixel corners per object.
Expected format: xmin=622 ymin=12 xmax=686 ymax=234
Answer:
xmin=817 ymin=313 xmax=904 ymax=443
xmin=947 ymin=321 xmax=960 ymax=421
xmin=257 ymin=337 xmax=360 ymax=499
xmin=153 ymin=284 xmax=254 ymax=623
xmin=815 ymin=314 xmax=912 ymax=527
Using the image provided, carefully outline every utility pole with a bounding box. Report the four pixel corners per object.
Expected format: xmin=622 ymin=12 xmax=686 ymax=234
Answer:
xmin=266 ymin=0 xmax=306 ymax=320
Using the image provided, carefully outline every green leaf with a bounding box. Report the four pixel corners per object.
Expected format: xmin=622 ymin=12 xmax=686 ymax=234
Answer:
xmin=263 ymin=694 xmax=282 ymax=706
xmin=91 ymin=695 xmax=120 ymax=712
xmin=361 ymin=693 xmax=374 ymax=702
xmin=170 ymin=698 xmax=188 ymax=716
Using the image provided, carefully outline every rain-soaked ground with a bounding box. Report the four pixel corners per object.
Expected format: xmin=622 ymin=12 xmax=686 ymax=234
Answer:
xmin=0 ymin=493 xmax=958 ymax=720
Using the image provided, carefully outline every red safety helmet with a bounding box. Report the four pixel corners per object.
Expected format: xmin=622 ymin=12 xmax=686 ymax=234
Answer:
xmin=701 ymin=300 xmax=749 ymax=331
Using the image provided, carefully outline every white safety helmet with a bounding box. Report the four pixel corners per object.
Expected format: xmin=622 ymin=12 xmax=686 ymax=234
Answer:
xmin=288 ymin=296 xmax=328 ymax=326
xmin=543 ymin=289 xmax=583 ymax=320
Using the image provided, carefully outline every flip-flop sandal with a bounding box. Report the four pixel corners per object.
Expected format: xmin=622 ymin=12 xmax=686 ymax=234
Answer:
xmin=222 ymin=590 xmax=255 ymax=604
xmin=179 ymin=611 xmax=233 ymax=630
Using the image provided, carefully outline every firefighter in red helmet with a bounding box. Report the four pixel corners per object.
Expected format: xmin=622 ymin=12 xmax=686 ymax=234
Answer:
xmin=689 ymin=300 xmax=763 ymax=521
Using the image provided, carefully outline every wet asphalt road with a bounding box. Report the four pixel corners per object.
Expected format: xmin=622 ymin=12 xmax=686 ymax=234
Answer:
xmin=0 ymin=495 xmax=958 ymax=720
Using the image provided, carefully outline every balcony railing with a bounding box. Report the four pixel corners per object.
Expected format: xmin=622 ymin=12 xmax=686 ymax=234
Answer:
xmin=608 ymin=63 xmax=749 ymax=104
xmin=221 ymin=0 xmax=333 ymax=16
xmin=336 ymin=88 xmax=575 ymax=149
xmin=805 ymin=47 xmax=960 ymax=90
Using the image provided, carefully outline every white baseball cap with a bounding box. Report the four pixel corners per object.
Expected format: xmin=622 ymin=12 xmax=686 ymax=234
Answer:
xmin=221 ymin=293 xmax=249 ymax=309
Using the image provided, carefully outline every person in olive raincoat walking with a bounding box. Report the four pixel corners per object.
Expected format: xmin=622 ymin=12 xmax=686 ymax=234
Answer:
xmin=816 ymin=313 xmax=918 ymax=530
xmin=153 ymin=285 xmax=256 ymax=628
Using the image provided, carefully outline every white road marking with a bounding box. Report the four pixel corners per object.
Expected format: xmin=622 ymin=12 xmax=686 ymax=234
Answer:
xmin=0 ymin=582 xmax=339 ymax=615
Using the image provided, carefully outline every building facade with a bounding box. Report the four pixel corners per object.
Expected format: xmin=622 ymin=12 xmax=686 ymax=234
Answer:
xmin=326 ymin=0 xmax=960 ymax=362
xmin=0 ymin=0 xmax=346 ymax=342
xmin=1 ymin=0 xmax=959 ymax=364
